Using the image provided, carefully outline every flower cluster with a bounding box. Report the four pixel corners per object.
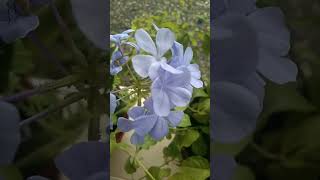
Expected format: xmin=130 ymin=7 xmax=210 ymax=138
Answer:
xmin=110 ymin=25 xmax=203 ymax=144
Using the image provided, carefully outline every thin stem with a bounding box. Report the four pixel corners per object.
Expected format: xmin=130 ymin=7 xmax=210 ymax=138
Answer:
xmin=249 ymin=142 xmax=283 ymax=161
xmin=49 ymin=0 xmax=87 ymax=66
xmin=19 ymin=93 xmax=85 ymax=126
xmin=0 ymin=75 xmax=80 ymax=103
xmin=119 ymin=147 xmax=156 ymax=180
xmin=27 ymin=32 xmax=68 ymax=75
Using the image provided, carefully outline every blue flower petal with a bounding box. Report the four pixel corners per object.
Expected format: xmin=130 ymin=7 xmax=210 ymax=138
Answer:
xmin=151 ymin=79 xmax=171 ymax=116
xmin=70 ymin=0 xmax=107 ymax=50
xmin=212 ymin=82 xmax=261 ymax=143
xmin=55 ymin=142 xmax=108 ymax=180
xmin=257 ymin=50 xmax=297 ymax=84
xmin=132 ymin=115 xmax=158 ymax=136
xmin=117 ymin=117 xmax=134 ymax=132
xmin=150 ymin=117 xmax=168 ymax=140
xmin=156 ymin=28 xmax=175 ymax=57
xmin=132 ymin=55 xmax=156 ymax=78
xmin=212 ymin=14 xmax=259 ymax=83
xmin=135 ymin=29 xmax=157 ymax=56
xmin=128 ymin=106 xmax=145 ymax=119
xmin=166 ymin=111 xmax=183 ymax=127
xmin=130 ymin=132 xmax=145 ymax=145
xmin=0 ymin=101 xmax=20 ymax=165
xmin=0 ymin=15 xmax=39 ymax=43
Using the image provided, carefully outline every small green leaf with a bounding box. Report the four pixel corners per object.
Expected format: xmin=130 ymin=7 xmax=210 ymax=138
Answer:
xmin=178 ymin=114 xmax=191 ymax=128
xmin=181 ymin=156 xmax=210 ymax=169
xmin=192 ymin=135 xmax=209 ymax=156
xmin=174 ymin=129 xmax=200 ymax=149
xmin=260 ymin=82 xmax=316 ymax=122
xmin=124 ymin=156 xmax=138 ymax=174
xmin=147 ymin=166 xmax=171 ymax=180
xmin=192 ymin=88 xmax=208 ymax=99
xmin=163 ymin=143 xmax=181 ymax=160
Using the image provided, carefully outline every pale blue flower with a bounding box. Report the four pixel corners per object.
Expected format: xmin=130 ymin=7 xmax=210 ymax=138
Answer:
xmin=132 ymin=28 xmax=182 ymax=79
xmin=0 ymin=0 xmax=39 ymax=43
xmin=171 ymin=42 xmax=203 ymax=88
xmin=110 ymin=29 xmax=134 ymax=46
xmin=110 ymin=50 xmax=129 ymax=75
xmin=151 ymin=69 xmax=192 ymax=116
xmin=110 ymin=93 xmax=117 ymax=114
xmin=212 ymin=4 xmax=297 ymax=143
xmin=117 ymin=98 xmax=183 ymax=144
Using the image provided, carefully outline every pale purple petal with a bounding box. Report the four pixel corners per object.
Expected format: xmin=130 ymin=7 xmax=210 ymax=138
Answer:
xmin=132 ymin=115 xmax=158 ymax=136
xmin=156 ymin=28 xmax=175 ymax=57
xmin=167 ymin=87 xmax=192 ymax=107
xmin=128 ymin=106 xmax=145 ymax=119
xmin=132 ymin=55 xmax=156 ymax=78
xmin=135 ymin=29 xmax=157 ymax=56
xmin=241 ymin=73 xmax=265 ymax=104
xmin=191 ymin=78 xmax=203 ymax=88
xmin=110 ymin=93 xmax=117 ymax=114
xmin=148 ymin=61 xmax=161 ymax=80
xmin=117 ymin=117 xmax=134 ymax=132
xmin=150 ymin=117 xmax=169 ymax=140
xmin=213 ymin=14 xmax=259 ymax=83
xmin=248 ymin=7 xmax=290 ymax=56
xmin=257 ymin=50 xmax=297 ymax=84
xmin=130 ymin=132 xmax=145 ymax=144
xmin=143 ymin=98 xmax=155 ymax=114
xmin=152 ymin=79 xmax=171 ymax=116
xmin=187 ymin=64 xmax=201 ymax=79
xmin=183 ymin=47 xmax=193 ymax=65
xmin=160 ymin=59 xmax=183 ymax=74
xmin=166 ymin=111 xmax=184 ymax=127
xmin=163 ymin=69 xmax=191 ymax=87
xmin=70 ymin=0 xmax=107 ymax=50
xmin=0 ymin=15 xmax=39 ymax=43
xmin=171 ymin=41 xmax=184 ymax=67
xmin=212 ymin=82 xmax=261 ymax=143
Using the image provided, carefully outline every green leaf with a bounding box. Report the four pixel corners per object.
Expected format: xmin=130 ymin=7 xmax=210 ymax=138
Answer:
xmin=178 ymin=114 xmax=191 ymax=128
xmin=212 ymin=136 xmax=252 ymax=156
xmin=260 ymin=82 xmax=316 ymax=121
xmin=0 ymin=164 xmax=23 ymax=180
xmin=174 ymin=129 xmax=200 ymax=149
xmin=170 ymin=157 xmax=210 ymax=180
xmin=141 ymin=135 xmax=157 ymax=150
xmin=192 ymin=88 xmax=208 ymax=99
xmin=147 ymin=166 xmax=171 ymax=180
xmin=124 ymin=156 xmax=138 ymax=174
xmin=181 ymin=156 xmax=210 ymax=169
xmin=191 ymin=135 xmax=209 ymax=156
xmin=232 ymin=165 xmax=255 ymax=180
xmin=163 ymin=143 xmax=182 ymax=160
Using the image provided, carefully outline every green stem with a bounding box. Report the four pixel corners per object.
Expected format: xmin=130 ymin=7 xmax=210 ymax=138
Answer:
xmin=250 ymin=142 xmax=283 ymax=161
xmin=119 ymin=147 xmax=156 ymax=180
xmin=20 ymin=93 xmax=85 ymax=126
